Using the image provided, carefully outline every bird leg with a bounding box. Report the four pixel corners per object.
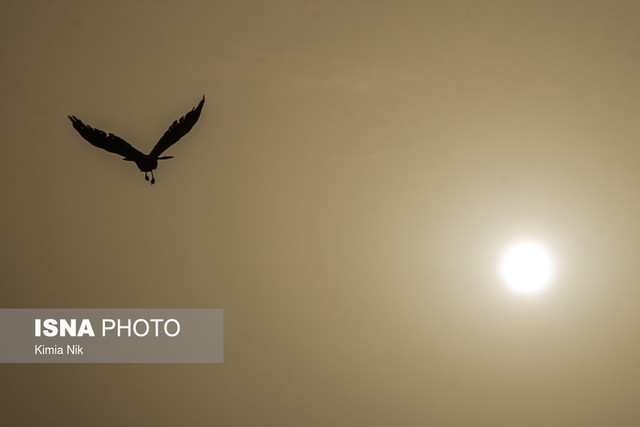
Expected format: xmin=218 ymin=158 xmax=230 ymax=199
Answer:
xmin=150 ymin=171 xmax=155 ymax=185
xmin=145 ymin=172 xmax=149 ymax=181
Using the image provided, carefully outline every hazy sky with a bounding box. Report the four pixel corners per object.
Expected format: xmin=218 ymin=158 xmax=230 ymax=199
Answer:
xmin=3 ymin=0 xmax=640 ymax=425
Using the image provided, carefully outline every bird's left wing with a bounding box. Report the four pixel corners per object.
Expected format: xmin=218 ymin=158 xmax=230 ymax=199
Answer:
xmin=149 ymin=96 xmax=205 ymax=158
xmin=68 ymin=116 xmax=144 ymax=160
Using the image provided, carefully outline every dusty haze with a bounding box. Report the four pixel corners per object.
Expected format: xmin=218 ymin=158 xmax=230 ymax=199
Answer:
xmin=2 ymin=1 xmax=640 ymax=425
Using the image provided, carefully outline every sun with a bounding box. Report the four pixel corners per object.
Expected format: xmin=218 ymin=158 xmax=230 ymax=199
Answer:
xmin=501 ymin=242 xmax=552 ymax=294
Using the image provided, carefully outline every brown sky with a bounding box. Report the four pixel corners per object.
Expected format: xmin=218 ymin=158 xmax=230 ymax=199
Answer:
xmin=2 ymin=0 xmax=640 ymax=425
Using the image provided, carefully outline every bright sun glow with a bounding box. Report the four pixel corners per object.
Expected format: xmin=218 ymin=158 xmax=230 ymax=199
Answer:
xmin=501 ymin=242 xmax=552 ymax=294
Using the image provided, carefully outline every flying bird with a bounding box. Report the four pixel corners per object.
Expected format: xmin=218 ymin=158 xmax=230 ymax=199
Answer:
xmin=69 ymin=96 xmax=205 ymax=184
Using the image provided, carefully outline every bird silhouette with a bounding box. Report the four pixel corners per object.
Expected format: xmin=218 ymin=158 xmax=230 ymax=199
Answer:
xmin=69 ymin=96 xmax=205 ymax=184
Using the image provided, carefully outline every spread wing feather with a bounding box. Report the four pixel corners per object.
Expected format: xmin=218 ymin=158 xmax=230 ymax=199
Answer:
xmin=150 ymin=96 xmax=205 ymax=158
xmin=68 ymin=116 xmax=144 ymax=160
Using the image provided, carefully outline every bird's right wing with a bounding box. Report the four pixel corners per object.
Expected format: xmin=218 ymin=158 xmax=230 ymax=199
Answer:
xmin=68 ymin=116 xmax=144 ymax=160
xmin=149 ymin=96 xmax=205 ymax=158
